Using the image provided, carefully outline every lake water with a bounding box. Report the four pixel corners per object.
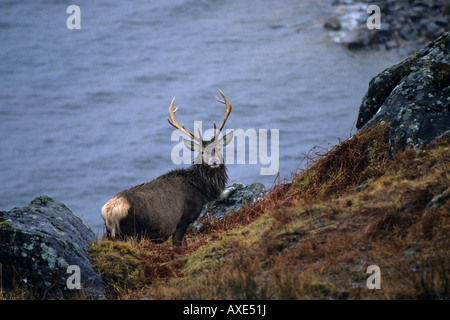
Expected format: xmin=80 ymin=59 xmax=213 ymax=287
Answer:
xmin=0 ymin=0 xmax=410 ymax=235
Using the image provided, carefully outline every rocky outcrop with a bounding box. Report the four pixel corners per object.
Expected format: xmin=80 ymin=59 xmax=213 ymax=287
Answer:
xmin=0 ymin=196 xmax=106 ymax=299
xmin=193 ymin=182 xmax=265 ymax=231
xmin=356 ymin=31 xmax=449 ymax=157
xmin=329 ymin=0 xmax=448 ymax=49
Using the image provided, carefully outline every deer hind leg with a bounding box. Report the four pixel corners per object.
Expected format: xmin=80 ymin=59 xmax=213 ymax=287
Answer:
xmin=101 ymin=196 xmax=130 ymax=238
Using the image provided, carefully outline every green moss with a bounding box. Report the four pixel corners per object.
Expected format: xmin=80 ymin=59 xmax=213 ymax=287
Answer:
xmin=88 ymin=241 xmax=145 ymax=294
xmin=290 ymin=168 xmax=313 ymax=194
xmin=51 ymin=222 xmax=64 ymax=232
xmin=0 ymin=220 xmax=26 ymax=234
xmin=0 ymin=220 xmax=14 ymax=229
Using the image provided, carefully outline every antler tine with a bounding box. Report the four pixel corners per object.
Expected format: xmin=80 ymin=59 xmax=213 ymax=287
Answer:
xmin=195 ymin=123 xmax=202 ymax=142
xmin=167 ymin=97 xmax=201 ymax=142
xmin=215 ymin=88 xmax=232 ymax=134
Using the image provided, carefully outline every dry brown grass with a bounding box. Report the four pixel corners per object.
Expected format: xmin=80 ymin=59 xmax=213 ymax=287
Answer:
xmin=89 ymin=124 xmax=449 ymax=300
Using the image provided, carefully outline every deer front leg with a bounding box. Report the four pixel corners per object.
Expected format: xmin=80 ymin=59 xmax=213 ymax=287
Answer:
xmin=172 ymin=222 xmax=189 ymax=246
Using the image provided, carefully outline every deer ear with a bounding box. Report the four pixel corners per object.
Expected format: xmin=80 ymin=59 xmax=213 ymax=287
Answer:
xmin=219 ymin=131 xmax=234 ymax=147
xmin=183 ymin=139 xmax=201 ymax=152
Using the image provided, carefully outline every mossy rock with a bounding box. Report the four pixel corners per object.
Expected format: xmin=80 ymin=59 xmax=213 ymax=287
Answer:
xmin=88 ymin=241 xmax=145 ymax=294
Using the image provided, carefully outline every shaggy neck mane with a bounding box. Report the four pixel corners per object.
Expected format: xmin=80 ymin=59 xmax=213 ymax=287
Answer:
xmin=189 ymin=163 xmax=228 ymax=202
xmin=158 ymin=163 xmax=228 ymax=203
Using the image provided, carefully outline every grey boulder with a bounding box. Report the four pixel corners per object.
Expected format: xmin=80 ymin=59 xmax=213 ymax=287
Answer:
xmin=356 ymin=31 xmax=450 ymax=157
xmin=0 ymin=196 xmax=106 ymax=299
xmin=193 ymin=182 xmax=265 ymax=231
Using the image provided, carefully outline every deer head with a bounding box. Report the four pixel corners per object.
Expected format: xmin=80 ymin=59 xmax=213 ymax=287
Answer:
xmin=167 ymin=89 xmax=234 ymax=168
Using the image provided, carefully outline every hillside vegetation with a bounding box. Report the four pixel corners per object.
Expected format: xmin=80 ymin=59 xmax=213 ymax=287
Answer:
xmin=89 ymin=123 xmax=450 ymax=299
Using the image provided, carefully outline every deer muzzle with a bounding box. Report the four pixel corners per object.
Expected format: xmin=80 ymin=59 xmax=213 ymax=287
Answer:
xmin=208 ymin=156 xmax=221 ymax=168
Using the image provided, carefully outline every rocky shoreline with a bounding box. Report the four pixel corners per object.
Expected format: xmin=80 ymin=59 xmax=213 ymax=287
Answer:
xmin=324 ymin=0 xmax=448 ymax=50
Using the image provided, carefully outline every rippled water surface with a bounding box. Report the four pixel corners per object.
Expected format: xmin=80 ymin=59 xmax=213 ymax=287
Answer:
xmin=0 ymin=0 xmax=409 ymax=234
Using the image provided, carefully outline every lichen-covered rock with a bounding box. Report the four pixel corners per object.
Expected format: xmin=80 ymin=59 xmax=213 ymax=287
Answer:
xmin=192 ymin=182 xmax=265 ymax=230
xmin=0 ymin=196 xmax=106 ymax=299
xmin=356 ymin=31 xmax=450 ymax=157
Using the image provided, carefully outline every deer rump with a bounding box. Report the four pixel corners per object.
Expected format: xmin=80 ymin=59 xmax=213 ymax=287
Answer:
xmin=102 ymin=173 xmax=204 ymax=241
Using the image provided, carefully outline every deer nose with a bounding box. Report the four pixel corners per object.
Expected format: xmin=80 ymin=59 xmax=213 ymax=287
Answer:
xmin=208 ymin=157 xmax=221 ymax=168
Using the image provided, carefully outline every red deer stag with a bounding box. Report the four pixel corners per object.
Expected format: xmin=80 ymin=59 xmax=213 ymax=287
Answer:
xmin=101 ymin=89 xmax=233 ymax=245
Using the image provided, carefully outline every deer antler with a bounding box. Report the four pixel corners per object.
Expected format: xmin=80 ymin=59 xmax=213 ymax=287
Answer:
xmin=167 ymin=97 xmax=202 ymax=142
xmin=167 ymin=89 xmax=232 ymax=142
xmin=215 ymin=88 xmax=232 ymax=137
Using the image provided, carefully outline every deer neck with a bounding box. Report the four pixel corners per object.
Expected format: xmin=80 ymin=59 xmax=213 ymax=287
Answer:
xmin=190 ymin=163 xmax=228 ymax=202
